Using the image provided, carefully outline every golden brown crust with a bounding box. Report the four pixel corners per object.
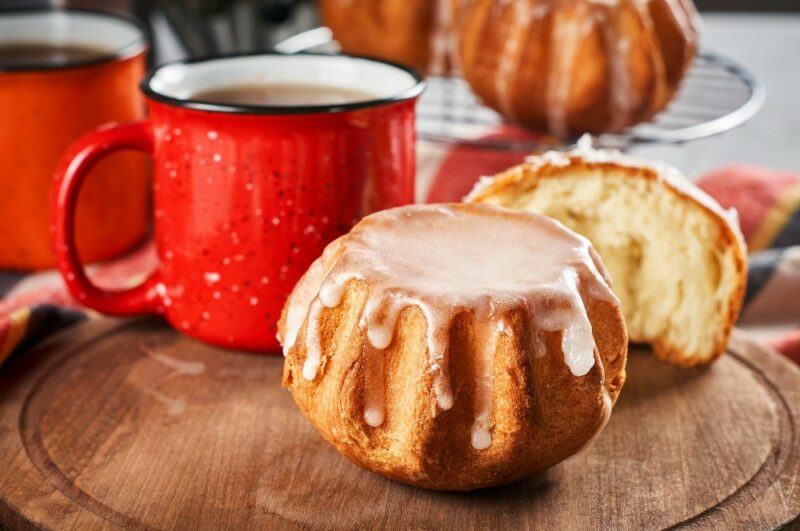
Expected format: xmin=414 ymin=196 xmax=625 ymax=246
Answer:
xmin=468 ymin=154 xmax=747 ymax=366
xmin=457 ymin=0 xmax=699 ymax=136
xmin=319 ymin=0 xmax=459 ymax=75
xmin=281 ymin=275 xmax=627 ymax=491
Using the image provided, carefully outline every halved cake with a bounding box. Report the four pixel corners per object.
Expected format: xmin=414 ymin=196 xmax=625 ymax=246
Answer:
xmin=468 ymin=146 xmax=746 ymax=366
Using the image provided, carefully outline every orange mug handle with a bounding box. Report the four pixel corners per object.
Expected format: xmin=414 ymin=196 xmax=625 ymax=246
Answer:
xmin=51 ymin=121 xmax=163 ymax=315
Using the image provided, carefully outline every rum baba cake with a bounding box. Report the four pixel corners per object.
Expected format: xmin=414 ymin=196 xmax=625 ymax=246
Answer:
xmin=279 ymin=203 xmax=627 ymax=490
xmin=458 ymin=0 xmax=700 ymax=137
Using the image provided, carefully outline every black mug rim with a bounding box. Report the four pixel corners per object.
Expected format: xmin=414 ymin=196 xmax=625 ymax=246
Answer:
xmin=141 ymin=52 xmax=427 ymax=116
xmin=0 ymin=7 xmax=148 ymax=73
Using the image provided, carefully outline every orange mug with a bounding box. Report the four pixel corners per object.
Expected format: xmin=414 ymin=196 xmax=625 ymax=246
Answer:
xmin=0 ymin=9 xmax=149 ymax=270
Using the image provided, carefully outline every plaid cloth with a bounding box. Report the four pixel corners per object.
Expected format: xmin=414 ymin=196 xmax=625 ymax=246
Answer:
xmin=1 ymin=145 xmax=799 ymax=368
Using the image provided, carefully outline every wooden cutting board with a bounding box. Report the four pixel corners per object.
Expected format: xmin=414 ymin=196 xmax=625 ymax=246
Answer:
xmin=0 ymin=318 xmax=798 ymax=530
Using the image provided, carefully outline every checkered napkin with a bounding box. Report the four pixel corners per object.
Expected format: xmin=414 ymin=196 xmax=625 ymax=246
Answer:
xmin=1 ymin=149 xmax=799 ymax=368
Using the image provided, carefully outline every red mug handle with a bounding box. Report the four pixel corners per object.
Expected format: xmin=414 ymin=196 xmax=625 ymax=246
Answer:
xmin=52 ymin=121 xmax=163 ymax=315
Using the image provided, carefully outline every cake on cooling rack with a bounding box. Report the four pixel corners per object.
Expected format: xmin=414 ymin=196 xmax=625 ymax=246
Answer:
xmin=458 ymin=0 xmax=700 ymax=137
xmin=467 ymin=145 xmax=746 ymax=366
xmin=279 ymin=203 xmax=627 ymax=490
xmin=321 ymin=0 xmax=699 ymax=137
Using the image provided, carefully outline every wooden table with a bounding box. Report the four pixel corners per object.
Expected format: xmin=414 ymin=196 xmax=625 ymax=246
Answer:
xmin=1 ymin=319 xmax=799 ymax=529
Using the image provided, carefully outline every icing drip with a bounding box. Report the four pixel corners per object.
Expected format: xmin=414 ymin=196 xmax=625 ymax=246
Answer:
xmin=471 ymin=315 xmax=507 ymax=450
xmin=302 ymin=298 xmax=325 ymax=381
xmin=546 ymin=10 xmax=588 ymax=138
xmin=595 ymin=3 xmax=635 ymax=132
xmin=281 ymin=261 xmax=326 ymax=356
xmin=284 ymin=204 xmax=618 ymax=448
xmin=363 ymin=343 xmax=386 ymax=427
xmin=663 ymin=0 xmax=699 ymax=43
xmin=428 ymin=0 xmax=456 ymax=76
xmin=494 ymin=0 xmax=534 ymax=118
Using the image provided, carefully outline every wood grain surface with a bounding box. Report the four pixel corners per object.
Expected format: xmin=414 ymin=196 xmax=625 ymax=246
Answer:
xmin=0 ymin=318 xmax=798 ymax=530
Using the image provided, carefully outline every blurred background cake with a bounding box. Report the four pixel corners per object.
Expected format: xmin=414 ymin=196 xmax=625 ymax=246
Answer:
xmin=459 ymin=0 xmax=700 ymax=137
xmin=319 ymin=0 xmax=699 ymax=137
xmin=318 ymin=0 xmax=460 ymax=75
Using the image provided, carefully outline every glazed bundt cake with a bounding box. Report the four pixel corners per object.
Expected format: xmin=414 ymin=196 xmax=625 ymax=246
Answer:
xmin=279 ymin=203 xmax=627 ymax=490
xmin=319 ymin=0 xmax=459 ymax=75
xmin=458 ymin=0 xmax=700 ymax=137
xmin=467 ymin=145 xmax=746 ymax=366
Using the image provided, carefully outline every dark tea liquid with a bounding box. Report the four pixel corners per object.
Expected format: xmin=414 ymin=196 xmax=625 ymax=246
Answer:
xmin=192 ymin=83 xmax=376 ymax=106
xmin=0 ymin=42 xmax=109 ymax=68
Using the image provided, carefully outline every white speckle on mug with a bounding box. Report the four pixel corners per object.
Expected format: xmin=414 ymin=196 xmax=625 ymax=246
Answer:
xmin=195 ymin=144 xmax=203 ymax=152
xmin=212 ymin=291 xmax=221 ymax=300
xmin=183 ymin=152 xmax=191 ymax=161
xmin=303 ymin=225 xmax=316 ymax=235
xmin=228 ymin=165 xmax=237 ymax=173
xmin=204 ymin=272 xmax=221 ymax=283
xmin=286 ymin=199 xmax=293 ymax=207
xmin=198 ymin=158 xmax=207 ymax=166
xmin=181 ymin=320 xmax=190 ymax=330
xmin=206 ymin=177 xmax=214 ymax=184
xmin=207 ymin=130 xmax=218 ymax=140
xmin=271 ymin=217 xmax=280 ymax=226
xmin=173 ymin=128 xmax=182 ymax=136
xmin=156 ymin=283 xmax=168 ymax=297
xmin=249 ymin=297 xmax=258 ymax=306
xmin=154 ymin=183 xmax=161 ymax=191
xmin=260 ymin=276 xmax=269 ymax=285
xmin=321 ymin=216 xmax=330 ymax=224
xmin=155 ymin=209 xmax=164 ymax=218
xmin=169 ymin=170 xmax=177 ymax=178
xmin=280 ymin=265 xmax=289 ymax=274
xmin=222 ymin=257 xmax=231 ymax=265
xmin=164 ymin=133 xmax=173 ymax=142
xmin=245 ymin=182 xmax=253 ymax=191
xmin=164 ymin=297 xmax=173 ymax=307
xmin=255 ymin=208 xmax=263 ymax=217
xmin=165 ymin=250 xmax=174 ymax=260
xmin=164 ymin=161 xmax=173 ymax=170
xmin=233 ymin=254 xmax=246 ymax=262
xmin=212 ymin=153 xmax=222 ymax=163
xmin=66 ymin=272 xmax=75 ymax=281
xmin=231 ymin=285 xmax=240 ymax=293
xmin=201 ymin=311 xmax=211 ymax=320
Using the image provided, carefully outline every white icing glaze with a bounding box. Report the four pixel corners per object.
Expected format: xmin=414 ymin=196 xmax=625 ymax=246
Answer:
xmin=596 ymin=4 xmax=634 ymax=132
xmin=278 ymin=240 xmax=343 ymax=356
xmin=428 ymin=0 xmax=457 ymax=76
xmin=494 ymin=0 xmax=531 ymax=118
xmin=280 ymin=203 xmax=619 ymax=450
xmin=546 ymin=10 xmax=588 ymax=138
xmin=471 ymin=316 xmax=507 ymax=450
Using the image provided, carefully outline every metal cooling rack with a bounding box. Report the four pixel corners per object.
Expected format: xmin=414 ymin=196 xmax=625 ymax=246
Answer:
xmin=275 ymin=29 xmax=765 ymax=151
xmin=418 ymin=50 xmax=765 ymax=150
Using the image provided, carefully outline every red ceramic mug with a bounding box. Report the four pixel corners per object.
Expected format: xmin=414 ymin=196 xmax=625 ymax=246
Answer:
xmin=52 ymin=53 xmax=424 ymax=352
